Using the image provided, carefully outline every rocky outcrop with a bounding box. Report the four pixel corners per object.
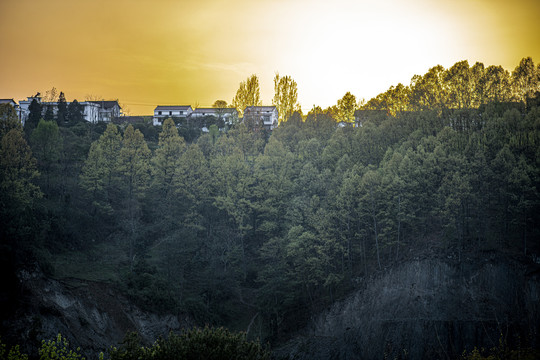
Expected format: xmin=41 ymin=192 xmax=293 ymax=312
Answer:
xmin=278 ymin=252 xmax=540 ymax=359
xmin=1 ymin=266 xmax=190 ymax=357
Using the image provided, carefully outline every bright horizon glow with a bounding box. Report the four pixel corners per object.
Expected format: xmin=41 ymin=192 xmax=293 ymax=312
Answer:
xmin=0 ymin=0 xmax=539 ymax=115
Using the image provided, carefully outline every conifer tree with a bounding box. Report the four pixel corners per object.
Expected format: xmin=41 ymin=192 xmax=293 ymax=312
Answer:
xmin=66 ymin=100 xmax=84 ymax=125
xmin=56 ymin=92 xmax=67 ymax=125
xmin=43 ymin=105 xmax=54 ymax=122
xmin=0 ymin=124 xmax=41 ymax=219
xmin=0 ymin=103 xmax=20 ymax=137
xmin=30 ymin=119 xmax=62 ymax=191
xmin=80 ymin=123 xmax=122 ymax=215
xmin=336 ymin=92 xmax=357 ymax=124
xmin=118 ymin=125 xmax=151 ymax=266
xmin=26 ymin=98 xmax=42 ymax=132
xmin=152 ymin=118 xmax=185 ymax=198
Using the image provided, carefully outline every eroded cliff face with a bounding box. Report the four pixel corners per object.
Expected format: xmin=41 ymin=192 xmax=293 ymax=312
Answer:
xmin=2 ymin=252 xmax=539 ymax=359
xmin=279 ymin=252 xmax=540 ymax=360
xmin=1 ymin=266 xmax=190 ymax=357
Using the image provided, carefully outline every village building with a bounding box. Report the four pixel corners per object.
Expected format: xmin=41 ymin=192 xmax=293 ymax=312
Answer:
xmin=89 ymin=100 xmax=122 ymax=122
xmin=16 ymin=96 xmax=121 ymax=124
xmin=153 ymin=105 xmax=193 ymax=125
xmin=190 ymin=107 xmax=238 ymax=124
xmin=17 ymin=96 xmax=41 ymax=124
xmin=0 ymin=99 xmax=18 ymax=108
xmin=243 ymin=106 xmax=278 ymax=130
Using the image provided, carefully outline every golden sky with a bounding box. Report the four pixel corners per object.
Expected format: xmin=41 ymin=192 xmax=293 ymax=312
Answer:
xmin=1 ymin=0 xmax=539 ymax=115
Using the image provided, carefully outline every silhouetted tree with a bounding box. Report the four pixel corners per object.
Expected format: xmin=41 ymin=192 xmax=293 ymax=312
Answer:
xmin=66 ymin=99 xmax=84 ymax=125
xmin=26 ymin=98 xmax=42 ymax=132
xmin=56 ymin=92 xmax=67 ymax=125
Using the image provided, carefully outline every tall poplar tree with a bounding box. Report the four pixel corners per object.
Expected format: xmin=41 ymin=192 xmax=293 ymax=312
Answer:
xmin=512 ymin=57 xmax=539 ymax=104
xmin=232 ymin=74 xmax=262 ymax=117
xmin=272 ymin=73 xmax=300 ymax=123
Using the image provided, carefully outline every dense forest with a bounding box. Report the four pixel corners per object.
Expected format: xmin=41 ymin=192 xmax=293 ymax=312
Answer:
xmin=1 ymin=58 xmax=539 ymax=357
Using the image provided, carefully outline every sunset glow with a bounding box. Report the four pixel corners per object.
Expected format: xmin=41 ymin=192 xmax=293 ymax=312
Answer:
xmin=1 ymin=0 xmax=539 ymax=114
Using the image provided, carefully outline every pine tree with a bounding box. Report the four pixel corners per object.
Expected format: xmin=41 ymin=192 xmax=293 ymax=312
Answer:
xmin=148 ymin=118 xmax=186 ymax=236
xmin=56 ymin=92 xmax=67 ymax=125
xmin=66 ymin=100 xmax=84 ymax=125
xmin=80 ymin=123 xmax=122 ymax=216
xmin=30 ymin=119 xmax=62 ymax=191
xmin=0 ymin=126 xmax=41 ymax=219
xmin=152 ymin=118 xmax=185 ymax=198
xmin=118 ymin=125 xmax=150 ymax=267
xmin=26 ymin=98 xmax=42 ymax=132
xmin=43 ymin=105 xmax=54 ymax=122
xmin=0 ymin=103 xmax=21 ymax=137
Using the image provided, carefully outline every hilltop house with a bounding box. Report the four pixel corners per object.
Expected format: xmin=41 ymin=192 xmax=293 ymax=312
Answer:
xmin=17 ymin=96 xmax=41 ymax=124
xmin=243 ymin=106 xmax=278 ymax=130
xmin=89 ymin=100 xmax=122 ymax=122
xmin=153 ymin=105 xmax=193 ymax=125
xmin=0 ymin=99 xmax=18 ymax=108
xmin=16 ymin=96 xmax=121 ymax=124
xmin=191 ymin=107 xmax=238 ymax=124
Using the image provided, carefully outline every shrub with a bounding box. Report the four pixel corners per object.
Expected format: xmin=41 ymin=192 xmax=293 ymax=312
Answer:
xmin=0 ymin=339 xmax=29 ymax=360
xmin=108 ymin=327 xmax=270 ymax=360
xmin=39 ymin=334 xmax=84 ymax=360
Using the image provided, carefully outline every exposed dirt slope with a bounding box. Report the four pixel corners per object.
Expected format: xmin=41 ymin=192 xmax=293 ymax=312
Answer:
xmin=1 ymin=265 xmax=191 ymax=357
xmin=278 ymin=252 xmax=540 ymax=359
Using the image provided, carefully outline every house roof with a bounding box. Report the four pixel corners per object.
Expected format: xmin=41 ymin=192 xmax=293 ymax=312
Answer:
xmin=193 ymin=108 xmax=217 ymax=113
xmin=193 ymin=107 xmax=236 ymax=113
xmin=244 ymin=106 xmax=277 ymax=116
xmin=0 ymin=99 xmax=17 ymax=105
xmin=155 ymin=105 xmax=192 ymax=111
xmin=89 ymin=100 xmax=121 ymax=109
xmin=244 ymin=106 xmax=277 ymax=113
xmin=80 ymin=101 xmax=101 ymax=107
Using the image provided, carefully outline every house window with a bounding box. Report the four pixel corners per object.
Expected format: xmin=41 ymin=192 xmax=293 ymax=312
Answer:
xmin=180 ymin=111 xmax=184 ymax=115
xmin=158 ymin=111 xmax=162 ymax=115
xmin=169 ymin=111 xmax=172 ymax=115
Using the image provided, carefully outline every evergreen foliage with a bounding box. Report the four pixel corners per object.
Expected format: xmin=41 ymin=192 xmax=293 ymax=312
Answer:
xmin=57 ymin=92 xmax=68 ymax=125
xmin=66 ymin=100 xmax=85 ymax=125
xmin=26 ymin=98 xmax=42 ymax=132
xmin=2 ymin=58 xmax=540 ymax=352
